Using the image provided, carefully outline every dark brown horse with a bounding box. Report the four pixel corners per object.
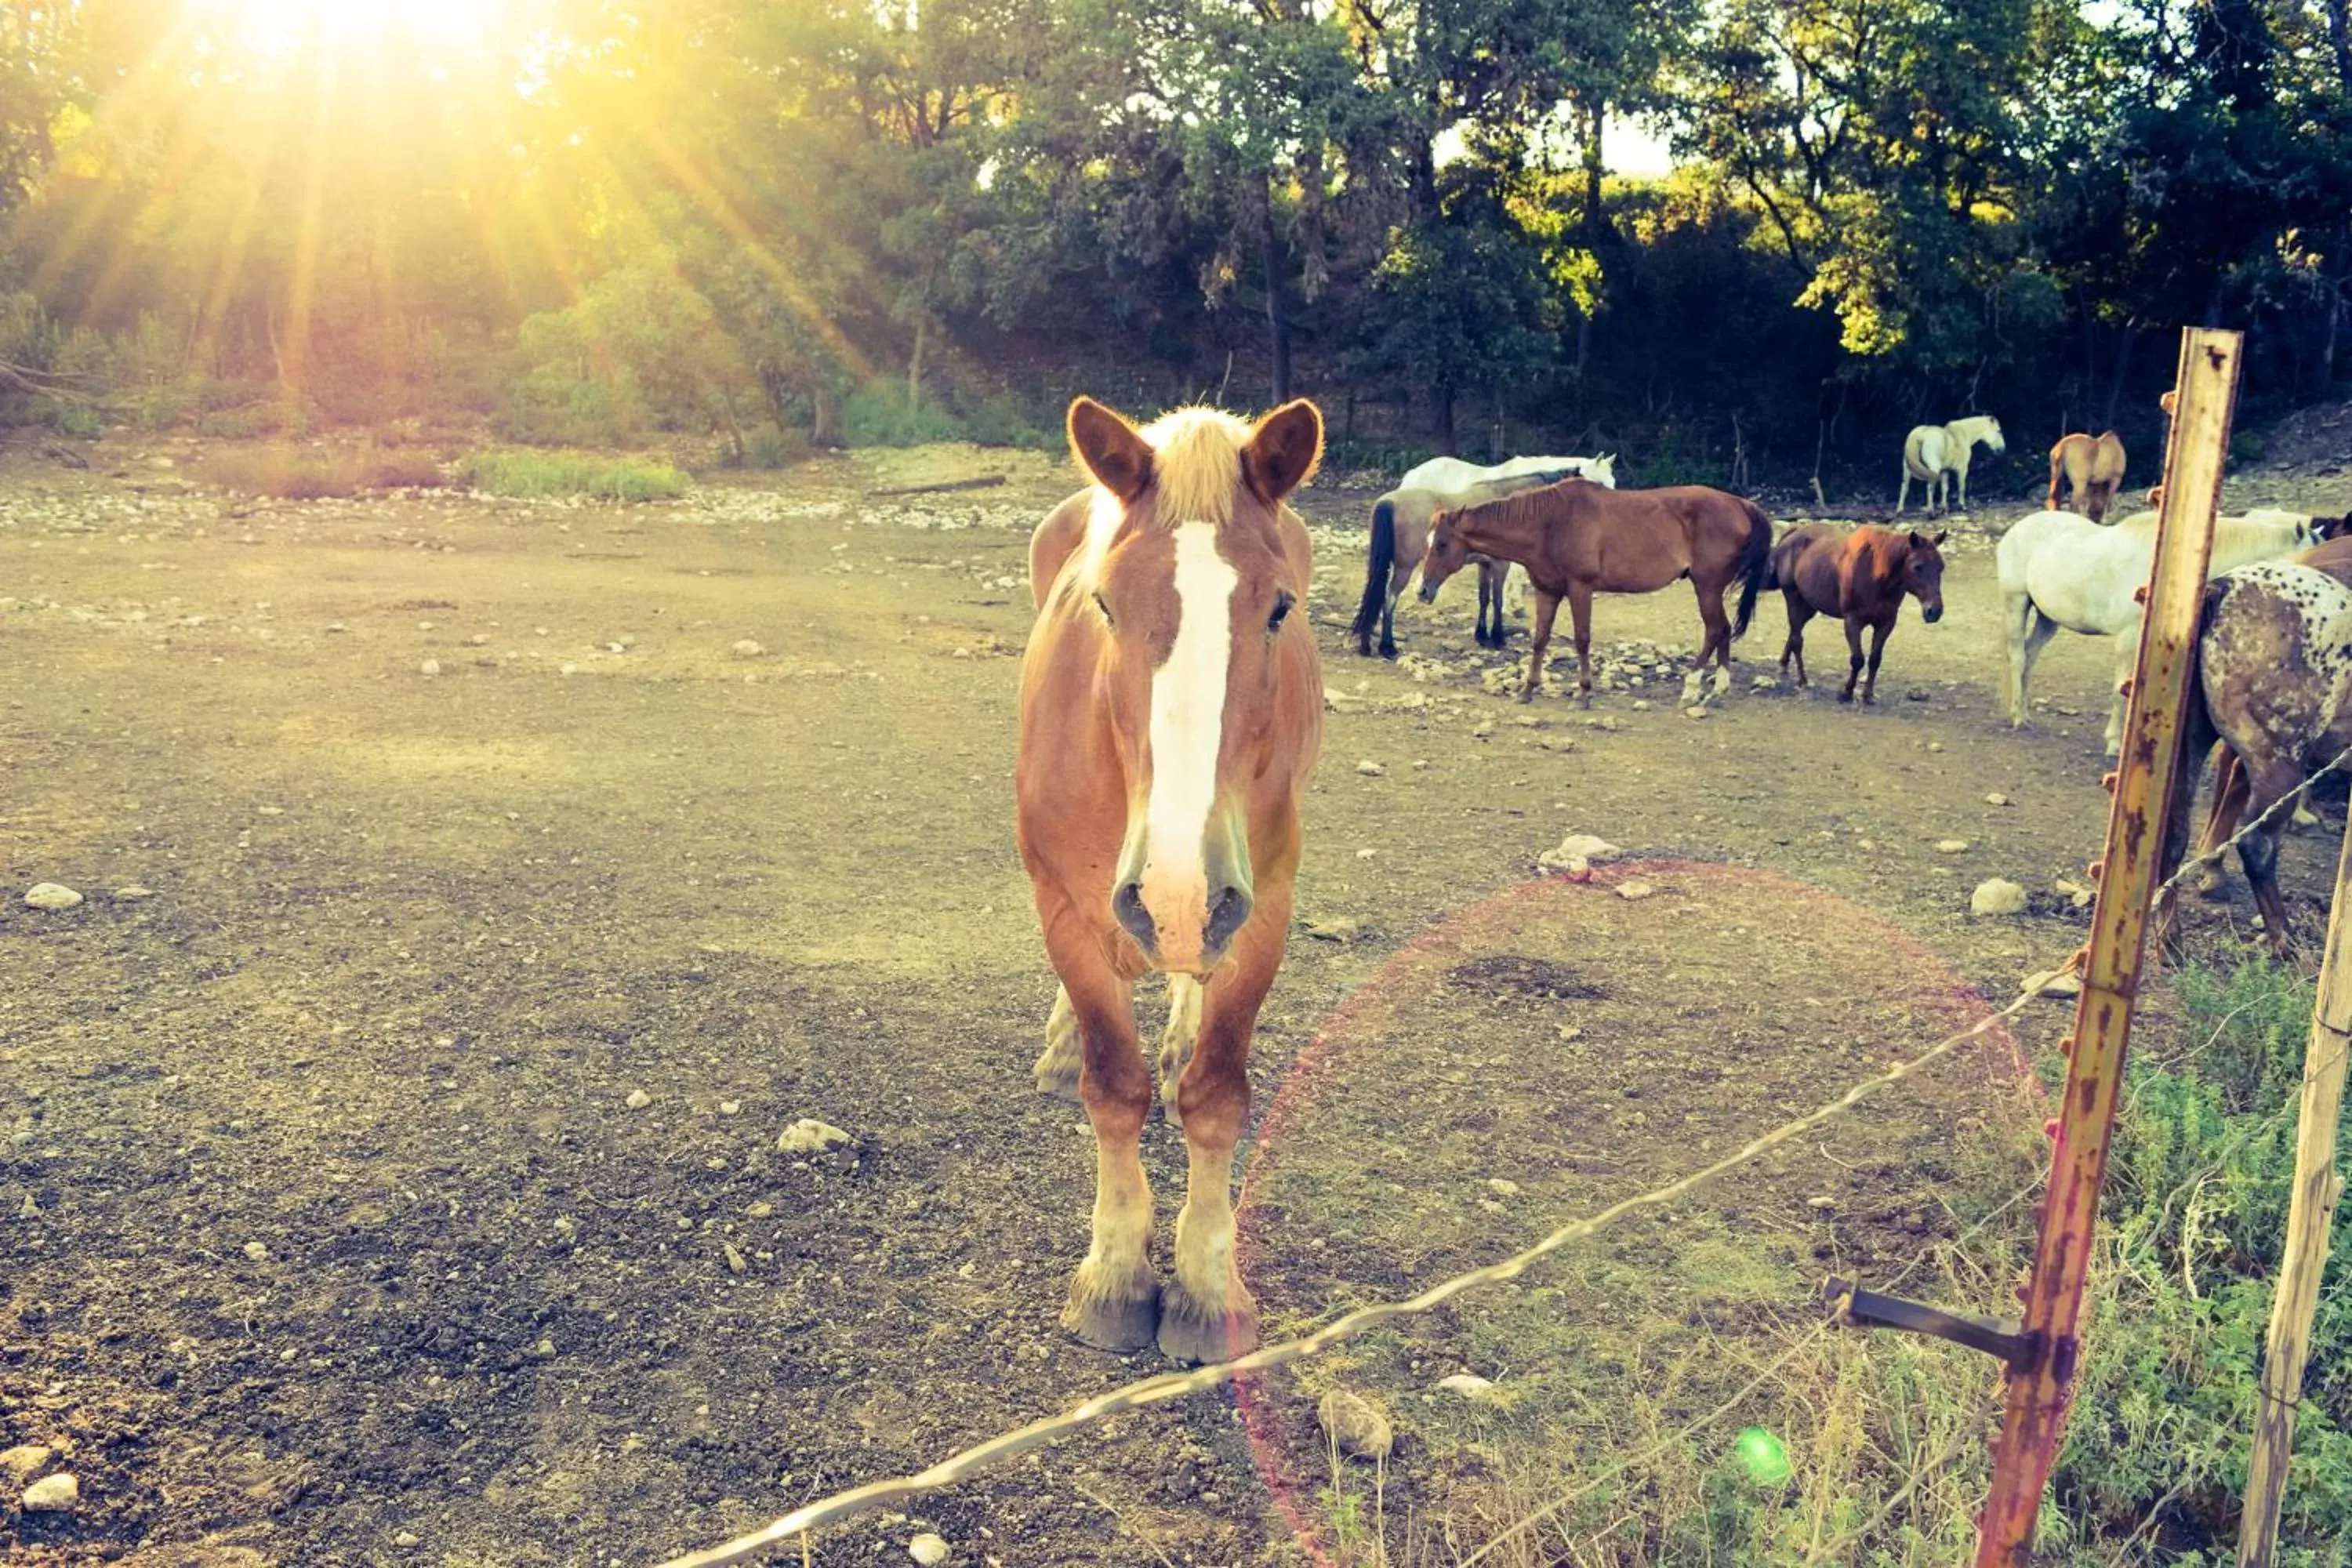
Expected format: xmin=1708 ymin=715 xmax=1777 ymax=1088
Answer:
xmin=1771 ymin=524 xmax=1947 ymax=704
xmin=1018 ymin=397 xmax=1324 ymax=1363
xmin=1418 ymin=478 xmax=1773 ymax=706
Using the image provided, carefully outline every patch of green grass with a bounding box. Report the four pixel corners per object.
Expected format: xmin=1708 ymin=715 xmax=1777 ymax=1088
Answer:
xmin=194 ymin=445 xmax=445 ymax=499
xmin=454 ymin=449 xmax=689 ymax=502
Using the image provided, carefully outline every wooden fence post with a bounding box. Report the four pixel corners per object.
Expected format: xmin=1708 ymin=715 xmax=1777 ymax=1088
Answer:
xmin=1974 ymin=328 xmax=2243 ymax=1566
xmin=2237 ymin=826 xmax=2352 ymax=1566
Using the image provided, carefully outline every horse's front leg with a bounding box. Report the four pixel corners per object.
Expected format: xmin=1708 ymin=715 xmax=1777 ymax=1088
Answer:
xmin=1861 ymin=615 xmax=1893 ymax=704
xmin=1162 ymin=899 xmax=1287 ymax=1364
xmin=2104 ymin=634 xmax=2135 ymax=758
xmin=1520 ymin=589 xmax=1561 ymax=702
xmin=1566 ymin=582 xmax=1594 ymax=706
xmin=1840 ymin=613 xmax=1866 ymax=702
xmin=1045 ymin=938 xmax=1159 ymax=1350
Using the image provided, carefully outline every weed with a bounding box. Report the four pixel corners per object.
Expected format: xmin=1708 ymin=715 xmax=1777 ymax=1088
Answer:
xmin=455 ymin=449 xmax=689 ymax=502
xmin=195 ymin=445 xmax=445 ymax=498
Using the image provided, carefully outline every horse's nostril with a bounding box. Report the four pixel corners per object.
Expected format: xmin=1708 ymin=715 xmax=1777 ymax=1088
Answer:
xmin=1205 ymin=884 xmax=1254 ymax=949
xmin=1112 ymin=881 xmax=1155 ymax=951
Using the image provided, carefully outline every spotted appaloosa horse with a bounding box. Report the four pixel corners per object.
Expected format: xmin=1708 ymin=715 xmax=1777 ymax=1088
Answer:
xmin=2156 ymin=559 xmax=2352 ymax=958
xmin=1771 ymin=524 xmax=1947 ymax=703
xmin=1018 ymin=397 xmax=1323 ymax=1363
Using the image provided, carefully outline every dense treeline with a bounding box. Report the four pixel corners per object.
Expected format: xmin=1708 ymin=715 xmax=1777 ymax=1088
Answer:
xmin=4 ymin=0 xmax=2352 ymax=489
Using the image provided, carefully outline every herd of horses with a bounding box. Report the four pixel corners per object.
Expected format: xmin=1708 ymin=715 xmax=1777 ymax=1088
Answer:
xmin=1014 ymin=393 xmax=2352 ymax=1369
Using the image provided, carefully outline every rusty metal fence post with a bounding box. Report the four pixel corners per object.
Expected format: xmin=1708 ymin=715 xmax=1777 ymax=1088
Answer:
xmin=1973 ymin=327 xmax=2243 ymax=1566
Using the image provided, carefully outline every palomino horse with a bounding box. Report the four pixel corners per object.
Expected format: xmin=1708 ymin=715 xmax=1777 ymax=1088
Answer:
xmin=1771 ymin=524 xmax=1947 ymax=704
xmin=1897 ymin=415 xmax=2005 ymax=516
xmin=1418 ymin=478 xmax=1773 ymax=707
xmin=1995 ymin=506 xmax=2333 ymax=755
xmin=2155 ymin=560 xmax=2352 ymax=958
xmin=1351 ymin=472 xmax=1570 ymax=657
xmin=2046 ymin=431 xmax=2126 ymax=521
xmin=1018 ymin=396 xmax=1323 ymax=1363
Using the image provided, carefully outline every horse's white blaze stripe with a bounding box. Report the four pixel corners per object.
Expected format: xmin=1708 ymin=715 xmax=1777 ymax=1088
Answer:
xmin=1142 ymin=523 xmax=1237 ymax=942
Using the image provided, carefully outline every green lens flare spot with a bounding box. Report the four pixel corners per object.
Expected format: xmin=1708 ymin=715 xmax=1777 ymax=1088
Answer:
xmin=1734 ymin=1426 xmax=1791 ymax=1486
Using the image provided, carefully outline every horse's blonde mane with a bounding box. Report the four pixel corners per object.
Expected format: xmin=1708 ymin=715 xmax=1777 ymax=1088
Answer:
xmin=1141 ymin=406 xmax=1254 ymax=529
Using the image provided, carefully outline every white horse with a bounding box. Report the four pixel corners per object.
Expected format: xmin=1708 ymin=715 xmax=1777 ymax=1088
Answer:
xmin=1997 ymin=506 xmax=2328 ymax=755
xmin=1898 ymin=416 xmax=2005 ymax=516
xmin=1396 ymin=452 xmax=1617 ymax=617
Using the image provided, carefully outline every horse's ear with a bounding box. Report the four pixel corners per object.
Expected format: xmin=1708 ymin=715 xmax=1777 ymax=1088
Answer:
xmin=1243 ymin=399 xmax=1323 ymax=504
xmin=1930 ymin=529 xmax=1947 ymax=546
xmin=1068 ymin=397 xmax=1154 ymax=503
xmin=1909 ymin=531 xmax=1929 ymax=550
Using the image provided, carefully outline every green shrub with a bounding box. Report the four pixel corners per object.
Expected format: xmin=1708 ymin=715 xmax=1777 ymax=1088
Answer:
xmin=959 ymin=391 xmax=1053 ymax=449
xmin=456 ymin=449 xmax=688 ymax=502
xmin=734 ymin=425 xmax=810 ymax=470
xmin=839 ymin=381 xmax=969 ymax=446
xmin=2045 ymin=962 xmax=2352 ymax=1560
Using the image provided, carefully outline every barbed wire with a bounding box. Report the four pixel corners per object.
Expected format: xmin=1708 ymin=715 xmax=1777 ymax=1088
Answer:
xmin=652 ymin=977 xmax=2056 ymax=1568
xmin=2155 ymin=739 xmax=2352 ymax=908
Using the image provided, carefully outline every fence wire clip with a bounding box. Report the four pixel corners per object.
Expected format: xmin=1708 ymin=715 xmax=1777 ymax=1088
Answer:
xmin=1822 ymin=1276 xmax=2034 ymax=1368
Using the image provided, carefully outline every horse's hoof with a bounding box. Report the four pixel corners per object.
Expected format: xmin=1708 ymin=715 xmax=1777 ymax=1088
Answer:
xmin=1838 ymin=691 xmax=1854 ymax=704
xmin=1033 ymin=1066 xmax=1082 ymax=1102
xmin=1379 ymin=644 xmax=1398 ymax=661
xmin=1063 ymin=1273 xmax=1161 ymax=1352
xmin=1516 ymin=688 xmax=1537 ymax=705
xmin=1156 ymin=1279 xmax=1258 ymax=1365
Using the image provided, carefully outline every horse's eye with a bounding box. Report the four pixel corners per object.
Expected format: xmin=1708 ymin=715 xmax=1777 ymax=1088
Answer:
xmin=1093 ymin=592 xmax=1115 ymax=627
xmin=1268 ymin=592 xmax=1294 ymax=633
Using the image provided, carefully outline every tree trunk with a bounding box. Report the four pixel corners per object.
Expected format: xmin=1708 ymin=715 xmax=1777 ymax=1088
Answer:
xmin=2100 ymin=324 xmax=2140 ymax=431
xmin=1582 ymin=97 xmax=1607 ymax=241
xmin=1261 ymin=176 xmax=1292 ymax=405
xmin=907 ymin=316 xmax=926 ymax=410
xmin=2328 ymin=0 xmax=2352 ymax=94
xmin=1434 ymin=383 xmax=1457 ymax=455
xmin=813 ymin=384 xmax=842 ymax=448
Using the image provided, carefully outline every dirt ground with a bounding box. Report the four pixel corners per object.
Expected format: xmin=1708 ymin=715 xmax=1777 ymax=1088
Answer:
xmin=2 ymin=439 xmax=2343 ymax=1566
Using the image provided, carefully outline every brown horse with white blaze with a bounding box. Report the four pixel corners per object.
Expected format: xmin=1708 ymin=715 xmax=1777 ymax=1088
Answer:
xmin=1772 ymin=524 xmax=1947 ymax=704
xmin=1018 ymin=397 xmax=1324 ymax=1363
xmin=1418 ymin=478 xmax=1773 ymax=706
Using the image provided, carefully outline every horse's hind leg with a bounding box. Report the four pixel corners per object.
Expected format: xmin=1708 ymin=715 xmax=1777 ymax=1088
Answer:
xmin=1683 ymin=580 xmax=1733 ymax=705
xmin=2013 ymin=605 xmax=2061 ymax=727
xmin=1156 ymin=975 xmax=1202 ymax=1133
xmin=1161 ymin=908 xmax=1285 ymax=1363
xmin=1033 ymin=985 xmax=1081 ymax=1100
xmin=2192 ymin=742 xmax=2247 ymax=899
xmin=2238 ymin=757 xmax=2307 ymax=957
xmin=1780 ymin=591 xmax=1811 ymax=687
xmin=1860 ymin=615 xmax=1893 ymax=704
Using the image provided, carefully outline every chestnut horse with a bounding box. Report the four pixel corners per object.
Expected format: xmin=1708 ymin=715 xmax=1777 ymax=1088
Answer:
xmin=1771 ymin=524 xmax=1947 ymax=704
xmin=1018 ymin=397 xmax=1323 ymax=1363
xmin=2047 ymin=430 xmax=2126 ymax=521
xmin=1350 ymin=470 xmax=1570 ymax=657
xmin=1418 ymin=478 xmax=1773 ymax=706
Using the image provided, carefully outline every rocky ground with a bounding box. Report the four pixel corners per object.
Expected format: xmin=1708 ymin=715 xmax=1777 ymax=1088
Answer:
xmin=0 ymin=434 xmax=2339 ymax=1566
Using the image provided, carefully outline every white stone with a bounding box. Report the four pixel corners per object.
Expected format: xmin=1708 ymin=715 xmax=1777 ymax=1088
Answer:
xmin=24 ymin=883 xmax=82 ymax=910
xmin=22 ymin=1473 xmax=78 ymax=1512
xmin=1971 ymin=878 xmax=2028 ymax=917
xmin=1616 ymin=880 xmax=1656 ymax=901
xmin=625 ymin=1089 xmax=652 ymax=1110
xmin=419 ymin=659 xmax=441 ymax=677
xmin=778 ymin=1117 xmax=852 ymax=1153
xmin=1486 ymin=1178 xmax=1520 ymax=1197
xmin=1984 ymin=793 xmax=2010 ymax=806
xmin=732 ymin=640 xmax=765 ymax=658
xmin=1436 ymin=1373 xmax=1497 ymax=1398
xmin=243 ymin=1241 xmax=269 ymax=1261
xmin=1537 ymin=833 xmax=1621 ymax=877
xmin=1316 ymin=1391 xmax=1395 ymax=1461
xmin=1935 ymin=840 xmax=1969 ymax=854
xmin=908 ymin=1533 xmax=950 ymax=1566
xmin=2027 ymin=968 xmax=2082 ymax=999
xmin=1356 ymin=760 xmax=1385 ymax=777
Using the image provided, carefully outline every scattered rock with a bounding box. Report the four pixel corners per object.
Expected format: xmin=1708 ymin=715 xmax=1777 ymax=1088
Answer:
xmin=1435 ymin=1373 xmax=1497 ymax=1399
xmin=908 ymin=1533 xmax=950 ymax=1566
xmin=23 ymin=1473 xmax=79 ymax=1512
xmin=1970 ymin=878 xmax=2029 ymax=917
xmin=419 ymin=659 xmax=441 ymax=677
xmin=719 ymin=1100 xmax=742 ymax=1116
xmin=1486 ymin=1178 xmax=1520 ymax=1196
xmin=2027 ymin=968 xmax=2082 ymax=1000
xmin=1926 ymin=741 xmax=1945 ymax=753
xmin=23 ymin=883 xmax=82 ymax=911
xmin=1316 ymin=1391 xmax=1396 ymax=1461
xmin=0 ymin=1445 xmax=52 ymax=1483
xmin=1629 ymin=699 xmax=1652 ymax=711
xmin=112 ymin=885 xmax=155 ymax=900
xmin=1906 ymin=688 xmax=1930 ymax=702
xmin=1806 ymin=1195 xmax=1838 ymax=1210
xmin=1356 ymin=760 xmax=1385 ymax=777
xmin=778 ymin=1117 xmax=852 ymax=1153
xmin=1683 ymin=706 xmax=1709 ymax=720
xmin=2054 ymin=878 xmax=2096 ymax=909
xmin=1935 ymin=839 xmax=1969 ymax=854
xmin=393 ymin=1532 xmax=421 ymax=1550
xmin=1984 ymin=792 xmax=2010 ymax=806
xmin=1750 ymin=674 xmax=1777 ymax=691
xmin=624 ymin=1089 xmax=652 ymax=1110
xmin=242 ymin=1241 xmax=269 ymax=1261
xmin=1615 ymin=880 xmax=1656 ymax=901
xmin=1305 ymin=916 xmax=1363 ymax=942
xmin=731 ymin=639 xmax=765 ymax=658
xmin=722 ymin=1240 xmax=748 ymax=1276
xmin=1537 ymin=833 xmax=1621 ymax=877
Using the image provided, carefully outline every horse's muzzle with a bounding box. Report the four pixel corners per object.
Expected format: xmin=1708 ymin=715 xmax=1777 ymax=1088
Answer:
xmin=1417 ymin=579 xmax=1439 ymax=604
xmin=1921 ymin=604 xmax=1944 ymax=624
xmin=1112 ymin=877 xmax=1254 ymax=972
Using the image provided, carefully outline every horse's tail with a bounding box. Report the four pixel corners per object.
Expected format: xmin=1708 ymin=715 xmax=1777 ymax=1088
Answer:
xmin=1351 ymin=499 xmax=1398 ymax=654
xmin=1731 ymin=501 xmax=1773 ymax=640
